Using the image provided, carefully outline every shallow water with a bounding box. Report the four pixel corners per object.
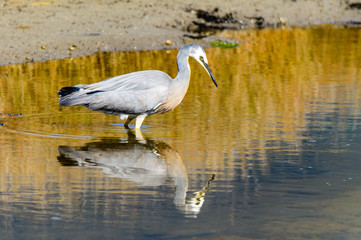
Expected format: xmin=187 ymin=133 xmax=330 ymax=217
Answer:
xmin=1 ymin=26 xmax=361 ymax=239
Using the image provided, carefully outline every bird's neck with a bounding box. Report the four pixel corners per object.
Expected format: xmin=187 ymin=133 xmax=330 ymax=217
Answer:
xmin=174 ymin=54 xmax=191 ymax=87
xmin=160 ymin=54 xmax=191 ymax=112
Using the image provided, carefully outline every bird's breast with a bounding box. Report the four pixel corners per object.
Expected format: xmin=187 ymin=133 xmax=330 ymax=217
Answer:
xmin=156 ymin=87 xmax=187 ymax=114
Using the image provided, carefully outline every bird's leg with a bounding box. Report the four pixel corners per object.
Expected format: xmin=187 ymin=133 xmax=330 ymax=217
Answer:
xmin=135 ymin=128 xmax=146 ymax=144
xmin=124 ymin=116 xmax=135 ymax=129
xmin=135 ymin=114 xmax=147 ymax=129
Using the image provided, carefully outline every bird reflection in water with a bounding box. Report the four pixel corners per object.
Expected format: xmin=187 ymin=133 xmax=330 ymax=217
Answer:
xmin=57 ymin=130 xmax=215 ymax=218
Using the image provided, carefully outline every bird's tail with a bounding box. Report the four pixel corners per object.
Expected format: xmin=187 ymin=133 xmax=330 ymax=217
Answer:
xmin=58 ymin=87 xmax=81 ymax=97
xmin=58 ymin=87 xmax=85 ymax=106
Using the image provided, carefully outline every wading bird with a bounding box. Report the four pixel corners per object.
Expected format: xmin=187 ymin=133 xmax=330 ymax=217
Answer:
xmin=58 ymin=44 xmax=217 ymax=129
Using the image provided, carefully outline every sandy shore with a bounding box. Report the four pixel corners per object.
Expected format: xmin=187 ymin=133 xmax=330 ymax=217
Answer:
xmin=1 ymin=0 xmax=360 ymax=65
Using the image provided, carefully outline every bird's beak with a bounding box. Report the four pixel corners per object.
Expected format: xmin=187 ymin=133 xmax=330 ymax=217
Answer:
xmin=200 ymin=59 xmax=218 ymax=88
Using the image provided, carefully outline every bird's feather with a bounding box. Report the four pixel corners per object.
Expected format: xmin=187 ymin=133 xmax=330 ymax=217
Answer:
xmin=82 ymin=70 xmax=170 ymax=92
xmin=59 ymin=70 xmax=171 ymax=115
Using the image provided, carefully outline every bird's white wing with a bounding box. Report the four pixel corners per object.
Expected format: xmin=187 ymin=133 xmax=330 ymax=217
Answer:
xmin=68 ymin=70 xmax=172 ymax=114
xmin=82 ymin=70 xmax=171 ymax=92
xmin=87 ymin=85 xmax=169 ymax=114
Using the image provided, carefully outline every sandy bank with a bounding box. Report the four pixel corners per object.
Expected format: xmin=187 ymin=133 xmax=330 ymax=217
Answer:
xmin=1 ymin=0 xmax=360 ymax=65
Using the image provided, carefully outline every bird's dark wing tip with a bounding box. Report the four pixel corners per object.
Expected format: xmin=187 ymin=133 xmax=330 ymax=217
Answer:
xmin=58 ymin=87 xmax=81 ymax=97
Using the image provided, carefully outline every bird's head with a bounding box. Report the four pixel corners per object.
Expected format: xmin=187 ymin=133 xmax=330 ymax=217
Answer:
xmin=184 ymin=44 xmax=218 ymax=88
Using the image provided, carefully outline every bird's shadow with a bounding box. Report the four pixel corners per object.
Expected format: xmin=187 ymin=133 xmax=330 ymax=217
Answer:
xmin=57 ymin=130 xmax=215 ymax=217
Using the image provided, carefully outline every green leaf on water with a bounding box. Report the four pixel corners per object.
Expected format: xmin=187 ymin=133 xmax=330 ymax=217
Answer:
xmin=210 ymin=41 xmax=239 ymax=48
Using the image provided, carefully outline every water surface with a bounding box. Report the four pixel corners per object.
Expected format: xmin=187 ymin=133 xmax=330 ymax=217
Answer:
xmin=1 ymin=26 xmax=361 ymax=239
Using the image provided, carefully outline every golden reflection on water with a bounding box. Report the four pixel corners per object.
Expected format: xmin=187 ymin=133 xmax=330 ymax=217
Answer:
xmin=1 ymin=26 xmax=361 ymax=237
xmin=1 ymin=27 xmax=361 ymax=179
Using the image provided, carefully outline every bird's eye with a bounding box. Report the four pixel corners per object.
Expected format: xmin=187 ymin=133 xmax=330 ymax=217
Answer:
xmin=199 ymin=56 xmax=204 ymax=62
